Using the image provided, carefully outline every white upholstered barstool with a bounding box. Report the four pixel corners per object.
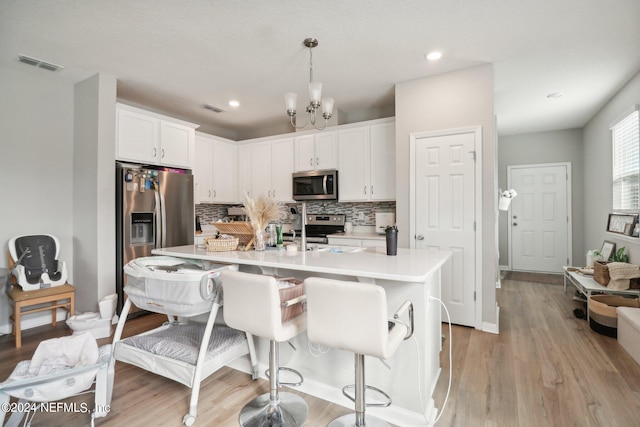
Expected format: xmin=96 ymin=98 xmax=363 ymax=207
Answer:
xmin=304 ymin=277 xmax=414 ymax=427
xmin=221 ymin=270 xmax=308 ymax=427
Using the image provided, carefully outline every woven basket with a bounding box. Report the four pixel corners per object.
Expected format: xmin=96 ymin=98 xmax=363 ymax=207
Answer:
xmin=593 ymin=261 xmax=610 ymax=286
xmin=204 ymin=236 xmax=239 ymax=252
xmin=588 ymin=295 xmax=640 ymax=337
xmin=278 ymin=279 xmax=304 ymax=322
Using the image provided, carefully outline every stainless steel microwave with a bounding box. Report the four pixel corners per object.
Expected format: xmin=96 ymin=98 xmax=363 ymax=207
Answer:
xmin=292 ymin=169 xmax=338 ymax=201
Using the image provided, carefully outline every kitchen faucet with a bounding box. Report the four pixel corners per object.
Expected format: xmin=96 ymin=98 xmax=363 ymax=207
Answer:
xmin=300 ymin=202 xmax=307 ymax=252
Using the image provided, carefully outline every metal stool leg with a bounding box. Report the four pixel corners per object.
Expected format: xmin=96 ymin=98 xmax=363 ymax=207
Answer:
xmin=328 ymin=354 xmax=391 ymax=427
xmin=239 ymin=340 xmax=308 ymax=427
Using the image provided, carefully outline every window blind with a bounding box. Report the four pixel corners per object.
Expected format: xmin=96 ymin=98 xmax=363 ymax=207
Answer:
xmin=612 ymin=107 xmax=640 ymax=211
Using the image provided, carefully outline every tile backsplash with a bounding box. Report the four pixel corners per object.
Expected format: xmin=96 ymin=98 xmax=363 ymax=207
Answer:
xmin=196 ymin=201 xmax=396 ymax=228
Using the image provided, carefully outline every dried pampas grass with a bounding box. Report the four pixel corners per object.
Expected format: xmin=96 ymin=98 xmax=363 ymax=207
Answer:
xmin=243 ymin=193 xmax=287 ymax=232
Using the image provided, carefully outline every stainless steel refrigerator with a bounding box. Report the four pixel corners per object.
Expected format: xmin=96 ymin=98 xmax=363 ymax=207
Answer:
xmin=116 ymin=162 xmax=194 ymax=314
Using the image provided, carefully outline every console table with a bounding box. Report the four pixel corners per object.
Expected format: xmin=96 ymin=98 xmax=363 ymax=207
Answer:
xmin=563 ymin=266 xmax=640 ymax=321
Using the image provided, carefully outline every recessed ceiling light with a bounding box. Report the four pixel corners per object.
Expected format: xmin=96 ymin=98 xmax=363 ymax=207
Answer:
xmin=228 ymin=100 xmax=240 ymax=108
xmin=426 ymin=51 xmax=442 ymax=61
xmin=547 ymin=92 xmax=563 ymax=99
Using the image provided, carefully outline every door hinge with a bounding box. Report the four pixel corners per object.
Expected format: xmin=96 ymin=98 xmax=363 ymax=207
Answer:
xmin=473 ymin=221 xmax=476 ymax=231
xmin=474 ymin=291 xmax=476 ymax=301
xmin=470 ymin=151 xmax=476 ymax=161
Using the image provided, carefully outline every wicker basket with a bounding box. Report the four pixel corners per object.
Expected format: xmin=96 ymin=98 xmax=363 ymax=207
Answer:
xmin=210 ymin=222 xmax=255 ymax=250
xmin=278 ymin=279 xmax=304 ymax=322
xmin=593 ymin=261 xmax=610 ymax=286
xmin=204 ymin=236 xmax=239 ymax=252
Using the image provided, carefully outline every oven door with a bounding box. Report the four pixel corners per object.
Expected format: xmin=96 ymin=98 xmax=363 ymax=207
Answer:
xmin=292 ymin=170 xmax=338 ymax=201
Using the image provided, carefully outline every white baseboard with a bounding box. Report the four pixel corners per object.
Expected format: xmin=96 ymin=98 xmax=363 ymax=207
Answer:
xmin=482 ymin=304 xmax=500 ymax=334
xmin=2 ymin=309 xmax=70 ymax=335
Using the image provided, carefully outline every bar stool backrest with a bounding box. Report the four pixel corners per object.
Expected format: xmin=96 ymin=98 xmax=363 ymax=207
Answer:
xmin=221 ymin=270 xmax=306 ymax=342
xmin=305 ymin=277 xmax=404 ymax=359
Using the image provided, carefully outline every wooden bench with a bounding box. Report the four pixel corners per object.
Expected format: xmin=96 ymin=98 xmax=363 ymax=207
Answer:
xmin=7 ymin=283 xmax=75 ymax=348
xmin=6 ymin=251 xmax=75 ymax=348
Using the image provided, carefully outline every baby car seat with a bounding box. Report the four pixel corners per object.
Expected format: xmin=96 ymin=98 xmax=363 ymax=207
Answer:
xmin=8 ymin=235 xmax=68 ymax=291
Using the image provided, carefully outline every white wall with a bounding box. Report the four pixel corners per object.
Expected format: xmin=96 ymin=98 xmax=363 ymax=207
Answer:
xmin=0 ymin=65 xmax=74 ymax=272
xmin=395 ymin=64 xmax=497 ymax=328
xmin=584 ymin=71 xmax=640 ymax=261
xmin=498 ymin=129 xmax=584 ymax=267
xmin=74 ymin=74 xmax=118 ymax=312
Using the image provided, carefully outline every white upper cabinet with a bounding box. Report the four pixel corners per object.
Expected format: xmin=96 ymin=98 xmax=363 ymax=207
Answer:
xmin=239 ymin=138 xmax=294 ymax=202
xmin=294 ymin=131 xmax=338 ymax=171
xmin=194 ymin=133 xmax=238 ymax=204
xmin=338 ymin=121 xmax=395 ymax=202
xmin=271 ymin=138 xmax=294 ymax=202
xmin=369 ymin=122 xmax=396 ymax=201
xmin=116 ymin=103 xmax=198 ymax=169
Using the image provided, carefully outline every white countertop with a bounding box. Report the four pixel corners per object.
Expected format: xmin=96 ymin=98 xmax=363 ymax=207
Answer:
xmin=153 ymin=245 xmax=451 ymax=283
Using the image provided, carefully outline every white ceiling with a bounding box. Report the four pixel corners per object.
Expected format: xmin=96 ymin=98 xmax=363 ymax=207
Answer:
xmin=1 ymin=0 xmax=639 ymax=139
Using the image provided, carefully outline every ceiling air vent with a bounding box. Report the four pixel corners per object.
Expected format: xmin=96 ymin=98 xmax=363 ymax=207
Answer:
xmin=18 ymin=54 xmax=64 ymax=72
xmin=204 ymin=103 xmax=225 ymax=113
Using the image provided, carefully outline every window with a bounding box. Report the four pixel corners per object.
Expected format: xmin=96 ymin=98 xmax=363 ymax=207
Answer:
xmin=612 ymin=106 xmax=640 ymax=211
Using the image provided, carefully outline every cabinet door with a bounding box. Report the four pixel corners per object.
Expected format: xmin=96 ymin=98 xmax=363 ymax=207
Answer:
xmin=194 ymin=135 xmax=214 ymax=203
xmin=116 ymin=107 xmax=158 ymax=163
xmin=369 ymin=123 xmax=396 ymax=201
xmin=160 ymin=121 xmax=193 ymax=168
xmin=250 ymin=142 xmax=272 ymax=198
xmin=314 ymin=131 xmax=338 ymax=170
xmin=212 ymin=139 xmax=238 ymax=203
xmin=237 ymin=145 xmax=252 ymax=200
xmin=338 ymin=127 xmax=369 ymax=201
xmin=271 ymin=138 xmax=294 ymax=202
xmin=294 ymin=135 xmax=315 ymax=171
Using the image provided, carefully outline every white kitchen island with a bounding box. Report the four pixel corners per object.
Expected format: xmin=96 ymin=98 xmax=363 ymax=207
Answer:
xmin=152 ymin=245 xmax=452 ymax=426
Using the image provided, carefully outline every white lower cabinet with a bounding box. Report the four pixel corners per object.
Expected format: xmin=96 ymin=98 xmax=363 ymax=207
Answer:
xmin=194 ymin=133 xmax=238 ymax=204
xmin=327 ymin=237 xmax=385 ymax=248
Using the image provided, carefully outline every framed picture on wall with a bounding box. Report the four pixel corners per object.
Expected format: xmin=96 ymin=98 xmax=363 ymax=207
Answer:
xmin=607 ymin=213 xmax=638 ymax=235
xmin=600 ymin=240 xmax=616 ymax=261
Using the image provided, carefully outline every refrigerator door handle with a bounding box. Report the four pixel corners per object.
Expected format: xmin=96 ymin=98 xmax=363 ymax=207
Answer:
xmin=154 ymin=186 xmax=162 ymax=248
xmin=158 ymin=185 xmax=167 ymax=248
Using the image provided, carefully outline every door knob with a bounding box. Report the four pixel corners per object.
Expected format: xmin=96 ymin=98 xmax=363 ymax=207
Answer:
xmin=416 ymin=234 xmax=425 ymax=240
xmin=513 ymin=222 xmax=518 ymax=226
xmin=513 ymin=215 xmax=517 ymax=219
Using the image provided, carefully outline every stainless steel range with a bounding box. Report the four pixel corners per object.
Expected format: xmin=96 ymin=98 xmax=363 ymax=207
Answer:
xmin=304 ymin=214 xmax=346 ymax=243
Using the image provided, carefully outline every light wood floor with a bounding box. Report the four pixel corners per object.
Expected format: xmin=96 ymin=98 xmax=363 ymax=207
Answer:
xmin=2 ymin=278 xmax=640 ymax=426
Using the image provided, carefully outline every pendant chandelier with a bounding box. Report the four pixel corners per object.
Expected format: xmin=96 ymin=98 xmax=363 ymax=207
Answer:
xmin=284 ymin=38 xmax=334 ymax=131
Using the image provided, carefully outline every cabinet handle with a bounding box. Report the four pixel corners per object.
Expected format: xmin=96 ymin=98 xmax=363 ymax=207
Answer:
xmin=209 ymin=190 xmax=211 ymax=197
xmin=316 ymin=157 xmax=319 ymax=166
xmin=161 ymin=148 xmax=165 ymax=158
xmin=371 ymin=186 xmax=374 ymax=195
xmin=268 ymin=190 xmax=271 ymax=197
xmin=310 ymin=158 xmax=313 ymax=166
xmin=273 ymin=190 xmax=276 ymax=198
xmin=153 ymin=148 xmax=157 ymax=158
xmin=364 ymin=186 xmax=367 ymax=195
xmin=213 ymin=190 xmax=216 ymax=198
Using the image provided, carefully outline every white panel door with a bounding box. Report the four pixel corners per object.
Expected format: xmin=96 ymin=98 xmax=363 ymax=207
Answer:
xmin=509 ymin=164 xmax=569 ymax=273
xmin=414 ymin=132 xmax=476 ymax=327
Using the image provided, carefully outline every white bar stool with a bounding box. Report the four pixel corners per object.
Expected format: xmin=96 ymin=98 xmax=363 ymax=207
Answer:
xmin=304 ymin=277 xmax=414 ymax=427
xmin=221 ymin=270 xmax=308 ymax=427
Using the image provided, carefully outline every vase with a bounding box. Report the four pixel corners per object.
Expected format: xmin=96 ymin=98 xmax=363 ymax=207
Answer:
xmin=254 ymin=229 xmax=267 ymax=251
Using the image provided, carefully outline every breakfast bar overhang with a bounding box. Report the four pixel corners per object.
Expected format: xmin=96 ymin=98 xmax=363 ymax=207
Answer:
xmin=152 ymin=245 xmax=452 ymax=426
